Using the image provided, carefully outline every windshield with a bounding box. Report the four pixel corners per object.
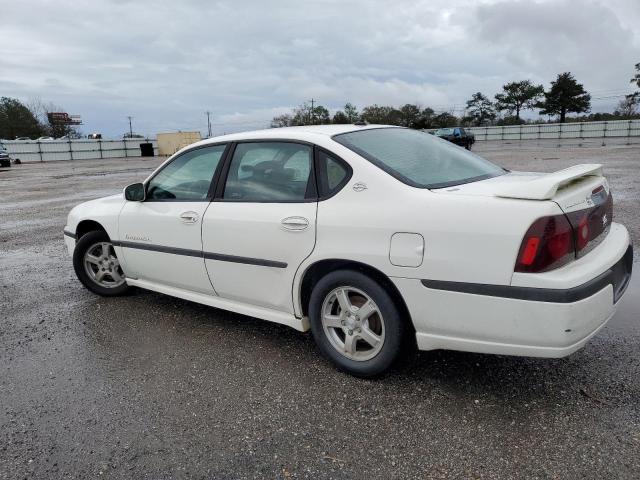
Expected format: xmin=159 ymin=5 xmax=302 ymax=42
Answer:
xmin=436 ymin=128 xmax=454 ymax=135
xmin=333 ymin=127 xmax=505 ymax=189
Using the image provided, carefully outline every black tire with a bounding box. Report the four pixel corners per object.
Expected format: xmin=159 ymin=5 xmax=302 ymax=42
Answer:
xmin=72 ymin=230 xmax=131 ymax=297
xmin=465 ymin=142 xmax=471 ymax=150
xmin=309 ymin=270 xmax=406 ymax=377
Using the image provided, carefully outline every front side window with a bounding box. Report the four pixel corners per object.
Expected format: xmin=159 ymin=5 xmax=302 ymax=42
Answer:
xmin=146 ymin=144 xmax=226 ymax=201
xmin=223 ymin=142 xmax=313 ymax=201
xmin=333 ymin=127 xmax=504 ymax=189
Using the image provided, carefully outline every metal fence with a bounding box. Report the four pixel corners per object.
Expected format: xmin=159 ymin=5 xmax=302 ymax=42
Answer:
xmin=2 ymin=138 xmax=159 ymax=163
xmin=465 ymin=119 xmax=640 ymax=142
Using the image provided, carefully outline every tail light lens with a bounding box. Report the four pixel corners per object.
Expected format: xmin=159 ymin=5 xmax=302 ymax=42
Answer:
xmin=515 ymin=191 xmax=613 ymax=273
xmin=565 ymin=191 xmax=613 ymax=258
xmin=515 ymin=214 xmax=575 ymax=273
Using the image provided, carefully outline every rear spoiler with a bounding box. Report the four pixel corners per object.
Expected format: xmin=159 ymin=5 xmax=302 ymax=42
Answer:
xmin=495 ymin=164 xmax=604 ymax=200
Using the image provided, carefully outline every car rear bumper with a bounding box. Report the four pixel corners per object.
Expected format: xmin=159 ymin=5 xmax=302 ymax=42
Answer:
xmin=392 ymin=228 xmax=632 ymax=358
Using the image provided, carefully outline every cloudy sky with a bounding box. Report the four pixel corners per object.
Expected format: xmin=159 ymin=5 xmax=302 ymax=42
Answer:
xmin=2 ymin=0 xmax=639 ymax=137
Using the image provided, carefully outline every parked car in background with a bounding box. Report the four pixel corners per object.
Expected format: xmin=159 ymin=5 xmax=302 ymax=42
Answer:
xmin=64 ymin=125 xmax=631 ymax=376
xmin=88 ymin=133 xmax=102 ymax=139
xmin=0 ymin=143 xmax=12 ymax=167
xmin=434 ymin=127 xmax=475 ymax=150
xmin=15 ymin=136 xmax=32 ymax=140
xmin=37 ymin=136 xmax=55 ymax=141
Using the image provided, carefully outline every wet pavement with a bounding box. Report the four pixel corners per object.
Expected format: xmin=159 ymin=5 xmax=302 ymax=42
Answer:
xmin=1 ymin=144 xmax=639 ymax=479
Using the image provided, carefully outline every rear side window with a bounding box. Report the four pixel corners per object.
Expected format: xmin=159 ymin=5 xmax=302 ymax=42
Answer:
xmin=317 ymin=150 xmax=350 ymax=198
xmin=146 ymin=144 xmax=226 ymax=201
xmin=334 ymin=127 xmax=504 ymax=189
xmin=223 ymin=142 xmax=313 ymax=202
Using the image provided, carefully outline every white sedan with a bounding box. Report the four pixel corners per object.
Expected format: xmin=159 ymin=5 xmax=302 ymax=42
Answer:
xmin=64 ymin=125 xmax=632 ymax=376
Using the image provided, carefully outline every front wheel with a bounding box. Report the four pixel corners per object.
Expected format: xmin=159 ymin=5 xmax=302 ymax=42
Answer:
xmin=309 ymin=270 xmax=406 ymax=377
xmin=72 ymin=230 xmax=130 ymax=296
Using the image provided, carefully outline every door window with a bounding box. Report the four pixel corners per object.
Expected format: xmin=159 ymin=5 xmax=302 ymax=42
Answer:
xmin=223 ymin=142 xmax=313 ymax=201
xmin=146 ymin=144 xmax=226 ymax=201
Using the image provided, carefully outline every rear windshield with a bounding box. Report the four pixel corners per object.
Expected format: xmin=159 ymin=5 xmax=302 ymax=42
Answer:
xmin=333 ymin=127 xmax=504 ymax=189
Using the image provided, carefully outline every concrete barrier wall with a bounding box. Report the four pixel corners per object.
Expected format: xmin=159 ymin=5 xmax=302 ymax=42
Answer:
xmin=465 ymin=119 xmax=640 ymax=141
xmin=2 ymin=138 xmax=159 ymax=162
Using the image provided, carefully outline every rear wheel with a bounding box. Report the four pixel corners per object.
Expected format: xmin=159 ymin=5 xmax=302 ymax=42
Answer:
xmin=309 ymin=270 xmax=406 ymax=377
xmin=73 ymin=230 xmax=130 ymax=296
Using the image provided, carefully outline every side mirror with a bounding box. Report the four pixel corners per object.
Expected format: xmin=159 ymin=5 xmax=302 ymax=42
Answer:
xmin=124 ymin=183 xmax=146 ymax=201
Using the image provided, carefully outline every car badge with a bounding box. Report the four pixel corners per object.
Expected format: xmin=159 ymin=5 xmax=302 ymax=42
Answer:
xmin=352 ymin=182 xmax=368 ymax=192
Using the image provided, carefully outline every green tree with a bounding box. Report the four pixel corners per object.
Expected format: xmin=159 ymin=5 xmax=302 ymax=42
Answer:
xmin=332 ymin=111 xmax=349 ymax=124
xmin=432 ymin=112 xmax=458 ymax=128
xmin=465 ymin=92 xmax=496 ymax=126
xmin=399 ymin=104 xmax=422 ymax=128
xmin=0 ymin=97 xmax=44 ymax=139
xmin=343 ymin=103 xmax=359 ymax=123
xmin=539 ymin=72 xmax=591 ymax=123
xmin=360 ymin=104 xmax=394 ymax=124
xmin=494 ymin=80 xmax=544 ymax=121
xmin=289 ymin=102 xmax=330 ymax=125
xmin=414 ymin=107 xmax=436 ymax=129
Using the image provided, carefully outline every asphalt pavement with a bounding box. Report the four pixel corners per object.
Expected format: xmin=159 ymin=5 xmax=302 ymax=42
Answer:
xmin=1 ymin=143 xmax=639 ymax=479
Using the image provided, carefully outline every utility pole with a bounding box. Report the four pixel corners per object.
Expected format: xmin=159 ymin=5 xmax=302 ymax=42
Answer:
xmin=309 ymin=98 xmax=315 ymax=125
xmin=205 ymin=111 xmax=212 ymax=137
xmin=127 ymin=116 xmax=133 ymax=138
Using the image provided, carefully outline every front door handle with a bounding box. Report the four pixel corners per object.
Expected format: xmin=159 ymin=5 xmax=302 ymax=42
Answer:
xmin=281 ymin=216 xmax=309 ymax=231
xmin=180 ymin=211 xmax=199 ymax=224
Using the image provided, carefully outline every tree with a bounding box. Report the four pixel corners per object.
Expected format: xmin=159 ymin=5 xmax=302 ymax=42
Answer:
xmin=270 ymin=114 xmax=293 ymax=128
xmin=631 ymin=62 xmax=640 ymax=91
xmin=614 ymin=94 xmax=640 ymax=117
xmin=343 ymin=103 xmax=359 ymax=123
xmin=0 ymin=97 xmax=44 ymax=139
xmin=414 ymin=107 xmax=436 ymax=129
xmin=464 ymin=92 xmax=496 ymax=126
xmin=360 ymin=104 xmax=393 ymax=124
xmin=399 ymin=104 xmax=422 ymax=128
xmin=494 ymin=80 xmax=544 ymax=121
xmin=332 ymin=111 xmax=349 ymax=124
xmin=539 ymin=72 xmax=591 ymax=123
xmin=432 ymin=112 xmax=458 ymax=128
xmin=288 ymin=102 xmax=330 ymax=125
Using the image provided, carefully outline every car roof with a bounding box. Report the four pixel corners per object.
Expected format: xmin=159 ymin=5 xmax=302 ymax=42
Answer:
xmin=191 ymin=124 xmax=398 ymax=149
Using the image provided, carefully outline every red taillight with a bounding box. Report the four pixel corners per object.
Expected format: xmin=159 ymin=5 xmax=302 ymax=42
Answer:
xmin=576 ymin=215 xmax=590 ymax=250
xmin=515 ymin=214 xmax=575 ymax=273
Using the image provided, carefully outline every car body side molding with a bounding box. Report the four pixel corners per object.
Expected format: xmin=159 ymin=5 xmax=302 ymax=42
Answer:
xmin=422 ymin=245 xmax=632 ymax=304
xmin=111 ymin=239 xmax=288 ymax=269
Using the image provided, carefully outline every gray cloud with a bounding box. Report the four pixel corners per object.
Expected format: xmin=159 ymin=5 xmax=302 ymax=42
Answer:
xmin=1 ymin=0 xmax=638 ymax=137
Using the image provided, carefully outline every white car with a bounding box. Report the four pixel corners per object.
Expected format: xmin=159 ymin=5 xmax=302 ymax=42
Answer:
xmin=64 ymin=125 xmax=632 ymax=376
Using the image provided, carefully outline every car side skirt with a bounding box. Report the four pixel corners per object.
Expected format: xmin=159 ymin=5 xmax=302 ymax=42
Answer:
xmin=125 ymin=277 xmax=310 ymax=332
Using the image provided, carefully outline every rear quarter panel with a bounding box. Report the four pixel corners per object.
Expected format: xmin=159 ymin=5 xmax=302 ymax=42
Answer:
xmin=294 ymin=142 xmax=563 ymax=314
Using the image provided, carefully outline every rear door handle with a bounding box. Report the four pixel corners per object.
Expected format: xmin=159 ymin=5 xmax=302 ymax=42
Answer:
xmin=281 ymin=216 xmax=309 ymax=231
xmin=180 ymin=211 xmax=199 ymax=224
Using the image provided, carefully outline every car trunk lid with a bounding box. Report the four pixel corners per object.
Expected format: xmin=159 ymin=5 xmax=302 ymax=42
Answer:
xmin=434 ymin=163 xmax=613 ymax=259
